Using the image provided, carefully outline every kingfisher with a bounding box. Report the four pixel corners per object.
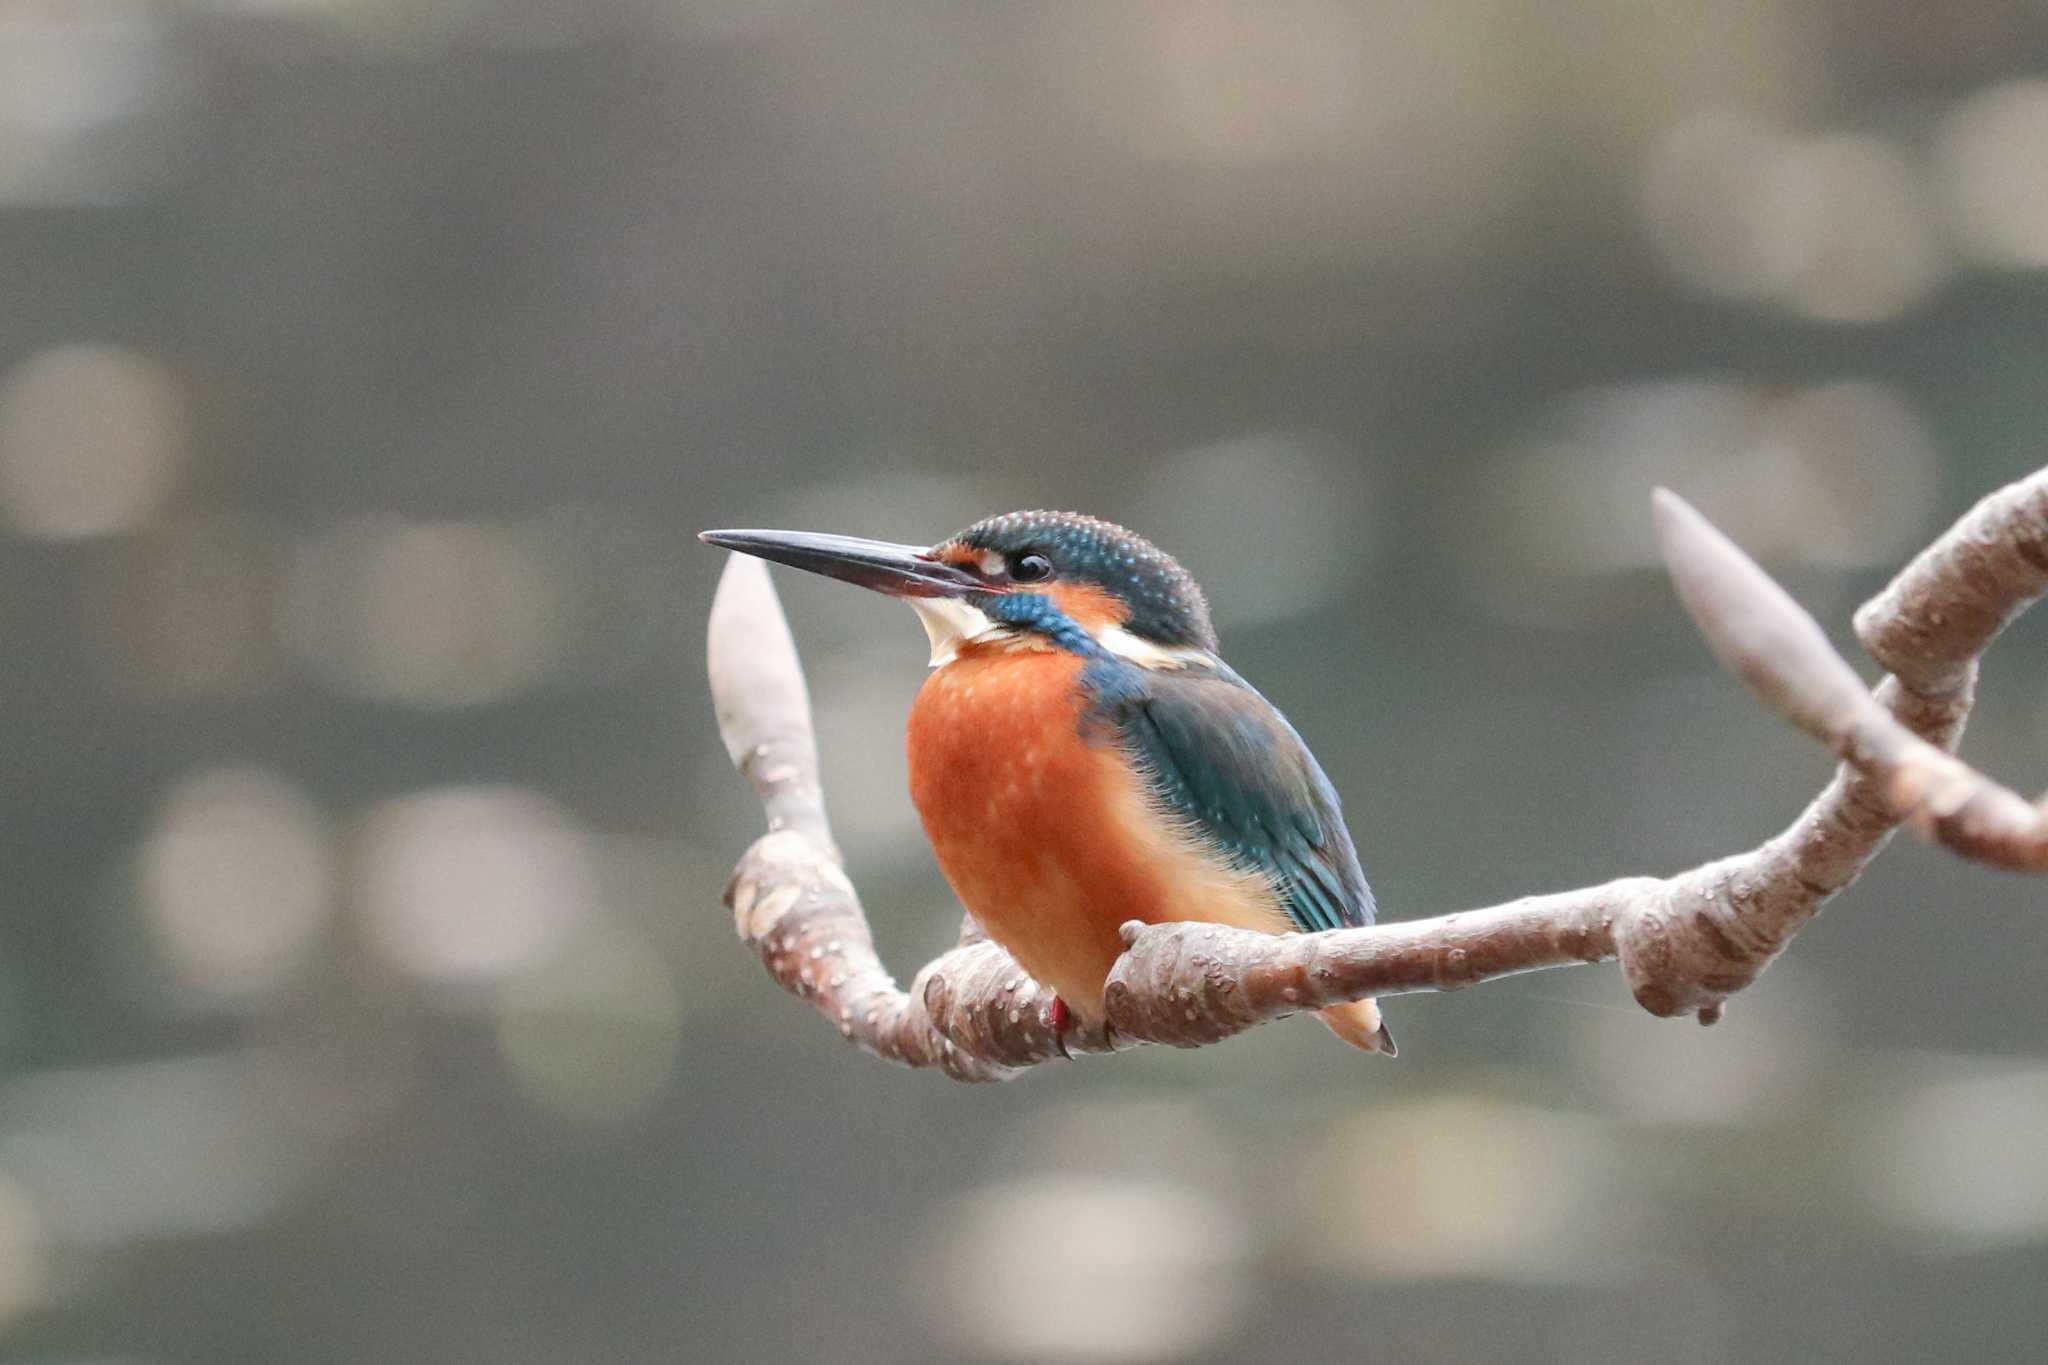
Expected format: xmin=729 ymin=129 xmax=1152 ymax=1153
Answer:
xmin=701 ymin=511 xmax=1393 ymax=1056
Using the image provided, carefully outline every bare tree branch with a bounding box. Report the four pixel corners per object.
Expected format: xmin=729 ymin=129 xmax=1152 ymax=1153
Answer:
xmin=710 ymin=467 xmax=2047 ymax=1080
xmin=1718 ymin=469 xmax=2048 ymax=871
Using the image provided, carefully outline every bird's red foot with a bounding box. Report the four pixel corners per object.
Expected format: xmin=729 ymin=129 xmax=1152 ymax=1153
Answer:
xmin=1050 ymin=995 xmax=1072 ymax=1038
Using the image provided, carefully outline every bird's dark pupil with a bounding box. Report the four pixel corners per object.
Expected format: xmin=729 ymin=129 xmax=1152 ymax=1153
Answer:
xmin=1014 ymin=553 xmax=1052 ymax=582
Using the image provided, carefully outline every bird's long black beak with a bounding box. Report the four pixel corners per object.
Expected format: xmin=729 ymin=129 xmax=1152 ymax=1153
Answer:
xmin=699 ymin=528 xmax=982 ymax=599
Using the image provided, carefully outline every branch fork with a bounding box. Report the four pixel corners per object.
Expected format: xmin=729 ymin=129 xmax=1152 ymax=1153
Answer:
xmin=710 ymin=468 xmax=2048 ymax=1081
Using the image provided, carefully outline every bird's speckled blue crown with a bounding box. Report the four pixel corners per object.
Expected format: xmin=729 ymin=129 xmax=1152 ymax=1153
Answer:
xmin=951 ymin=511 xmax=1216 ymax=651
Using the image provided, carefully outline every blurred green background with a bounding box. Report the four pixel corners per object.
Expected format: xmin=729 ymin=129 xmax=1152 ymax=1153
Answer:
xmin=3 ymin=1 xmax=2048 ymax=1361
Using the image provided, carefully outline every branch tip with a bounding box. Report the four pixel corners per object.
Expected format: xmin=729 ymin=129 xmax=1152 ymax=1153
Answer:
xmin=1653 ymin=488 xmax=1872 ymax=742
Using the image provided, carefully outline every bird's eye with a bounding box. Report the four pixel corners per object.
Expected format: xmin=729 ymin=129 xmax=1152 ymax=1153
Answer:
xmin=1010 ymin=552 xmax=1054 ymax=583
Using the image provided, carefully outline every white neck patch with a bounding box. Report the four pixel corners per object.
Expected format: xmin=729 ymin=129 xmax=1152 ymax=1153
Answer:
xmin=1097 ymin=625 xmax=1213 ymax=671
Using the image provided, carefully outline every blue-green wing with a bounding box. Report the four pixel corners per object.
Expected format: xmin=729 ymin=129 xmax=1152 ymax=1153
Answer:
xmin=1094 ymin=662 xmax=1375 ymax=933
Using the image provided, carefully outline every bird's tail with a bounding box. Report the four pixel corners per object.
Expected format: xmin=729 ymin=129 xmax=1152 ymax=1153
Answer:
xmin=1318 ymin=998 xmax=1397 ymax=1057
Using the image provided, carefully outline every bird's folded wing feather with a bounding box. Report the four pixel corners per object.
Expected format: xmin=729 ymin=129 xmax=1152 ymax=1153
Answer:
xmin=1096 ymin=663 xmax=1375 ymax=933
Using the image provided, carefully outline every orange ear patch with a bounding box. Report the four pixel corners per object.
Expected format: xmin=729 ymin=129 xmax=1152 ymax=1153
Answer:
xmin=1047 ymin=581 xmax=1128 ymax=632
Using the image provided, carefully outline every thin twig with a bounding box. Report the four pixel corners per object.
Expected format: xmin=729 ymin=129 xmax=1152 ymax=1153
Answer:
xmin=1670 ymin=471 xmax=2048 ymax=871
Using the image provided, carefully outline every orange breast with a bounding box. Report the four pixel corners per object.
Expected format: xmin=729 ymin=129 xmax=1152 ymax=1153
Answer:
xmin=907 ymin=647 xmax=1288 ymax=1023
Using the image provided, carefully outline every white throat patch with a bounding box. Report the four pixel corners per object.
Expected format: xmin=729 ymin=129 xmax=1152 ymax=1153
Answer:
xmin=908 ymin=598 xmax=1004 ymax=667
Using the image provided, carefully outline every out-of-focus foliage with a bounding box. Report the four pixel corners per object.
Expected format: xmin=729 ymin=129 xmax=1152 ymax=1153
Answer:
xmin=2 ymin=2 xmax=2047 ymax=1361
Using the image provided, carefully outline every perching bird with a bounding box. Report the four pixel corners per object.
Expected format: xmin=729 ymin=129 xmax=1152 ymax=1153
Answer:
xmin=701 ymin=511 xmax=1393 ymax=1055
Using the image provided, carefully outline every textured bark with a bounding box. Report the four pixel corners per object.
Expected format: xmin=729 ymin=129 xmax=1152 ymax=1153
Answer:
xmin=709 ymin=467 xmax=2048 ymax=1080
